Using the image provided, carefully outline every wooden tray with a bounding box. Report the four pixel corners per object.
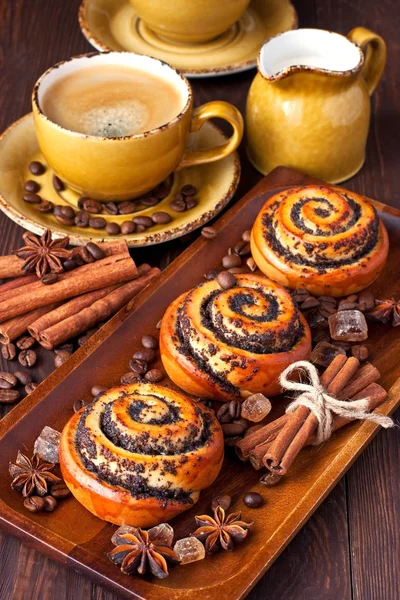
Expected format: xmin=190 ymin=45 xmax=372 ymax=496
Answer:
xmin=1 ymin=167 xmax=399 ymax=600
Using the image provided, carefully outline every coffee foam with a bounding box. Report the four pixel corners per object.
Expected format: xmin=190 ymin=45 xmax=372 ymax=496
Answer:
xmin=78 ymin=100 xmax=151 ymax=137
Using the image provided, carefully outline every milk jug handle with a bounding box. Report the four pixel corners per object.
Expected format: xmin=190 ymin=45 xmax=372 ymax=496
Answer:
xmin=347 ymin=27 xmax=386 ymax=96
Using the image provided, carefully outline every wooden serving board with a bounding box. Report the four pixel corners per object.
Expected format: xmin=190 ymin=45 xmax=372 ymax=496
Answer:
xmin=0 ymin=167 xmax=399 ymax=600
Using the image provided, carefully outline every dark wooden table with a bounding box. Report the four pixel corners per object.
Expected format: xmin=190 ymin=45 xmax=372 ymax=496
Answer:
xmin=1 ymin=0 xmax=399 ymax=598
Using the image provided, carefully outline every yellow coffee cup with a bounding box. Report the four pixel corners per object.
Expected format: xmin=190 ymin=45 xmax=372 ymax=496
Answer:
xmin=32 ymin=52 xmax=243 ymax=201
xmin=130 ymin=0 xmax=250 ymax=44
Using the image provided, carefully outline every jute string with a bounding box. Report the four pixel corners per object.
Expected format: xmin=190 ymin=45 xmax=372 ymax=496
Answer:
xmin=279 ymin=361 xmax=394 ymax=445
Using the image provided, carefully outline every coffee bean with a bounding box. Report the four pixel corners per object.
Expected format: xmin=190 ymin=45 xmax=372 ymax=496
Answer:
xmin=1 ymin=343 xmax=16 ymax=360
xmin=170 ymin=197 xmax=186 ymax=212
xmin=51 ymin=482 xmax=71 ymax=498
xmin=62 ymin=206 xmax=75 ymax=219
xmin=0 ymin=389 xmax=20 ymax=404
xmin=129 ymin=358 xmax=148 ymax=375
xmin=201 ymin=226 xmax=218 ymax=240
xmin=120 ymin=372 xmax=139 ymax=385
xmin=228 ymin=267 xmax=248 ymax=274
xmin=73 ymin=398 xmax=87 ymax=413
xmin=25 ymin=382 xmax=38 ymax=394
xmin=104 ymin=202 xmax=119 ymax=215
xmin=136 ymin=224 xmax=148 ymax=233
xmin=63 ymin=259 xmax=79 ymax=272
xmin=24 ymin=496 xmax=44 ymax=513
xmin=204 ymin=269 xmax=218 ymax=280
xmin=24 ymin=180 xmax=40 ymax=193
xmin=133 ymin=348 xmax=156 ymax=363
xmin=54 ymin=350 xmax=71 ymax=367
xmin=318 ymin=296 xmax=337 ymax=307
xmin=338 ymin=300 xmax=359 ymax=311
xmin=120 ymin=221 xmax=136 ymax=235
xmin=358 ymin=291 xmax=375 ymax=312
xmin=222 ymin=254 xmax=242 ymax=269
xmin=217 ymin=271 xmax=236 ymax=290
xmin=55 ymin=207 xmax=74 ymax=225
xmin=91 ymin=385 xmax=107 ymax=397
xmin=106 ymin=222 xmax=121 ymax=235
xmin=246 ymin=257 xmax=257 ymax=272
xmin=222 ymin=422 xmax=245 ymax=436
xmin=43 ymin=495 xmax=58 ymax=512
xmin=144 ymin=368 xmax=164 ymax=383
xmin=301 ymin=297 xmax=320 ymax=310
xmin=29 ymin=161 xmax=46 ymax=175
xmin=243 ymin=491 xmax=263 ymax=508
xmin=0 ymin=371 xmax=17 ymax=388
xmin=351 ymin=344 xmax=369 ymax=361
xmin=77 ymin=197 xmax=86 ymax=209
xmin=133 ymin=216 xmax=153 ymax=228
xmin=23 ymin=192 xmax=42 ymax=204
xmin=234 ymin=240 xmax=251 ymax=256
xmin=141 ymin=196 xmax=159 ymax=207
xmin=118 ymin=201 xmax=137 ymax=215
xmin=181 ymin=184 xmax=197 ymax=196
xmin=83 ymin=198 xmax=103 ymax=214
xmin=54 ymin=343 xmax=74 ymax=354
xmin=74 ymin=246 xmax=94 ymax=264
xmin=36 ymin=200 xmax=54 ymax=213
xmin=52 ymin=174 xmax=65 ymax=192
xmin=74 ymin=210 xmax=90 ymax=227
xmin=229 ymin=400 xmax=241 ymax=419
xmin=152 ymin=211 xmax=172 ymax=225
xmin=18 ymin=349 xmax=37 ymax=368
xmin=217 ymin=403 xmax=230 ymax=420
xmin=242 ymin=230 xmax=251 ymax=242
xmin=14 ymin=369 xmax=33 ymax=385
xmin=41 ymin=273 xmax=59 ymax=285
xmin=16 ymin=335 xmax=35 ymax=350
xmin=155 ymin=183 xmax=170 ymax=199
xmin=211 ymin=494 xmax=232 ymax=512
xmin=185 ymin=196 xmax=197 ymax=210
xmin=259 ymin=472 xmax=282 ymax=487
xmin=141 ymin=334 xmax=158 ymax=349
xmin=233 ymin=417 xmax=248 ymax=432
xmin=89 ymin=217 xmax=106 ymax=229
xmin=86 ymin=242 xmax=106 ymax=260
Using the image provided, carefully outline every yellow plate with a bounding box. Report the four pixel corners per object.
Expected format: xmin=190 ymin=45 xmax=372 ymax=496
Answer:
xmin=0 ymin=114 xmax=240 ymax=247
xmin=78 ymin=0 xmax=297 ymax=77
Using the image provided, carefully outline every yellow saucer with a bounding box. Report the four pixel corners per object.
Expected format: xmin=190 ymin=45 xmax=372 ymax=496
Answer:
xmin=0 ymin=114 xmax=240 ymax=247
xmin=78 ymin=0 xmax=297 ymax=77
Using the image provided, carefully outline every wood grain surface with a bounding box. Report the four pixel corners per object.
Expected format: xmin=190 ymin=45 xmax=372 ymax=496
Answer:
xmin=0 ymin=1 xmax=399 ymax=599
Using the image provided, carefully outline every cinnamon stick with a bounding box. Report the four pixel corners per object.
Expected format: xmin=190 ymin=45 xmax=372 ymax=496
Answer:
xmin=0 ymin=275 xmax=37 ymax=303
xmin=337 ymin=363 xmax=381 ymax=400
xmin=36 ymin=267 xmax=160 ymax=349
xmin=0 ymin=253 xmax=138 ymax=323
xmin=0 ymin=304 xmax=59 ymax=344
xmin=235 ymin=415 xmax=289 ymax=461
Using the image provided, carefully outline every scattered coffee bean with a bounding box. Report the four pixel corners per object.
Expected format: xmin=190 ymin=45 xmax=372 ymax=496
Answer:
xmin=24 ymin=495 xmax=44 ymax=513
xmin=228 ymin=400 xmax=241 ymax=419
xmin=120 ymin=221 xmax=136 ymax=235
xmin=75 ymin=246 xmax=95 ymax=264
xmin=358 ymin=291 xmax=375 ymax=312
xmin=242 ymin=230 xmax=251 ymax=242
xmin=73 ymin=398 xmax=87 ymax=413
xmin=54 ymin=350 xmax=71 ymax=367
xmin=351 ymin=344 xmax=369 ymax=361
xmin=181 ymin=184 xmax=197 ymax=196
xmin=29 ymin=161 xmax=46 ymax=175
xmin=24 ymin=180 xmax=40 ymax=193
xmin=129 ymin=358 xmax=148 ymax=375
xmin=120 ymin=372 xmax=139 ymax=385
xmin=104 ymin=202 xmax=119 ymax=215
xmin=43 ymin=495 xmax=58 ymax=512
xmin=1 ymin=343 xmax=16 ymax=360
xmin=246 ymin=257 xmax=257 ymax=272
xmin=217 ymin=403 xmax=230 ymax=420
xmin=135 ymin=224 xmax=146 ymax=233
xmin=74 ymin=210 xmax=90 ymax=228
xmin=18 ymin=349 xmax=37 ymax=368
xmin=222 ymin=254 xmax=242 ymax=269
xmin=55 ymin=206 xmax=74 ymax=225
xmin=301 ymin=297 xmax=320 ymax=310
xmin=86 ymin=242 xmax=106 ymax=260
xmin=217 ymin=271 xmax=236 ymax=290
xmin=0 ymin=389 xmax=20 ymax=404
xmin=91 ymin=385 xmax=107 ymax=397
xmin=234 ymin=241 xmax=251 ymax=256
xmin=201 ymin=226 xmax=218 ymax=240
xmin=141 ymin=196 xmax=159 ymax=207
xmin=244 ymin=424 xmax=264 ymax=437
xmin=106 ymin=222 xmax=121 ymax=235
xmin=170 ymin=197 xmax=186 ymax=212
xmin=133 ymin=216 xmax=153 ymax=228
xmin=134 ymin=348 xmax=156 ymax=363
xmin=14 ymin=369 xmax=33 ymax=385
xmin=144 ymin=368 xmax=164 ymax=383
xmin=185 ymin=196 xmax=198 ymax=210
xmin=243 ymin=491 xmax=263 ymax=508
xmin=152 ymin=211 xmax=172 ymax=225
xmin=25 ymin=382 xmax=38 ymax=394
xmin=23 ymin=192 xmax=42 ymax=204
xmin=211 ymin=494 xmax=232 ymax=512
xmin=54 ymin=343 xmax=74 ymax=354
xmin=228 ymin=266 xmax=248 ymax=274
xmin=118 ymin=201 xmax=137 ymax=215
xmin=259 ymin=472 xmax=282 ymax=486
xmin=141 ymin=334 xmax=158 ymax=350
xmin=0 ymin=371 xmax=17 ymax=388
xmin=77 ymin=197 xmax=86 ymax=209
xmin=41 ymin=273 xmax=59 ymax=285
xmin=50 ymin=482 xmax=71 ymax=498
xmin=89 ymin=216 xmax=107 ymax=229
xmin=221 ymin=422 xmax=245 ymax=436
xmin=82 ymin=198 xmax=103 ymax=214
xmin=52 ymin=174 xmax=65 ymax=192
xmin=155 ymin=183 xmax=170 ymax=199
xmin=36 ymin=200 xmax=54 ymax=213
xmin=338 ymin=300 xmax=358 ymax=311
xmin=233 ymin=417 xmax=248 ymax=432
xmin=63 ymin=259 xmax=79 ymax=271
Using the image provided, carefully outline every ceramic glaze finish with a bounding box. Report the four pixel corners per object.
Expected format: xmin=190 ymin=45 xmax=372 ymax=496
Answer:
xmin=246 ymin=27 xmax=386 ymax=183
xmin=130 ymin=0 xmax=251 ymax=44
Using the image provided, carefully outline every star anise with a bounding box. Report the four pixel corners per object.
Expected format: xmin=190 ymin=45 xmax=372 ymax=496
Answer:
xmin=15 ymin=229 xmax=71 ymax=278
xmin=108 ymin=528 xmax=180 ymax=579
xmin=9 ymin=451 xmax=60 ymax=497
xmin=367 ymin=298 xmax=400 ymax=327
xmin=192 ymin=505 xmax=253 ymax=553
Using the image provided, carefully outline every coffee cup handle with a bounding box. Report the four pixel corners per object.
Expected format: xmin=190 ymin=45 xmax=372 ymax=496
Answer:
xmin=177 ymin=101 xmax=243 ymax=169
xmin=347 ymin=27 xmax=386 ymax=96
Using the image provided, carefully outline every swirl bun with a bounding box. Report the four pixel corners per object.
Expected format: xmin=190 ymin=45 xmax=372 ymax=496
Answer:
xmin=251 ymin=185 xmax=389 ymax=297
xmin=60 ymin=383 xmax=223 ymax=527
xmin=160 ymin=273 xmax=311 ymax=401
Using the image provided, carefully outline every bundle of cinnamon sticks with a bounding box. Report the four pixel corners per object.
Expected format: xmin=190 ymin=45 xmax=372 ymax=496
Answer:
xmin=0 ymin=241 xmax=160 ymax=348
xmin=235 ymin=355 xmax=388 ymax=476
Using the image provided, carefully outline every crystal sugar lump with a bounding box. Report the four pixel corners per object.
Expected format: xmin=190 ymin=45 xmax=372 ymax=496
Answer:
xmin=111 ymin=525 xmax=137 ymax=546
xmin=148 ymin=523 xmax=174 ymax=547
xmin=173 ymin=537 xmax=205 ymax=564
xmin=328 ymin=310 xmax=368 ymax=342
xmin=33 ymin=426 xmax=61 ymax=464
xmin=310 ymin=341 xmax=346 ymax=367
xmin=241 ymin=393 xmax=272 ymax=422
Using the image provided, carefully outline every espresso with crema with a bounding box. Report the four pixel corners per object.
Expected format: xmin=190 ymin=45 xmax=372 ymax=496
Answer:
xmin=40 ymin=64 xmax=183 ymax=137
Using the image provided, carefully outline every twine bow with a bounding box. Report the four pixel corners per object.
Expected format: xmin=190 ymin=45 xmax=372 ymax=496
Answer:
xmin=279 ymin=360 xmax=394 ymax=445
